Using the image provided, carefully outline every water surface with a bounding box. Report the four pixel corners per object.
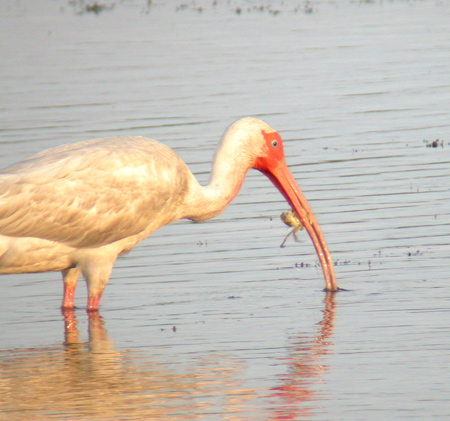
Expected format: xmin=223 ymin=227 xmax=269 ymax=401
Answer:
xmin=1 ymin=1 xmax=450 ymax=419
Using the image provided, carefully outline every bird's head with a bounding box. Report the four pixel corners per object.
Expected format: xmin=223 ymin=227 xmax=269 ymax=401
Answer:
xmin=227 ymin=117 xmax=337 ymax=291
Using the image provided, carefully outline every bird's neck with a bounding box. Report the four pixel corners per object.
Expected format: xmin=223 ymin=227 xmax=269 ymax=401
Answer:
xmin=183 ymin=148 xmax=250 ymax=222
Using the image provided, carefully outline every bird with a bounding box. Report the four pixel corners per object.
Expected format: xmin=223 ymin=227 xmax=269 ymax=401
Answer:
xmin=0 ymin=118 xmax=337 ymax=311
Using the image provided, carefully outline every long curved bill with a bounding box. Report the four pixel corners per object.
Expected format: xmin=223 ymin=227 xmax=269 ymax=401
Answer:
xmin=265 ymin=160 xmax=337 ymax=291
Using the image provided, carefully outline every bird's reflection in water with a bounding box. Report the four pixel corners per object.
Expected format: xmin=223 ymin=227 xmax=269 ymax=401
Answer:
xmin=270 ymin=292 xmax=337 ymax=419
xmin=0 ymin=310 xmax=255 ymax=419
xmin=0 ymin=296 xmax=336 ymax=419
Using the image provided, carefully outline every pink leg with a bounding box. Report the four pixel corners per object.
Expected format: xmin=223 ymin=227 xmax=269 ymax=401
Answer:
xmin=83 ymin=261 xmax=114 ymax=312
xmin=87 ymin=292 xmax=103 ymax=312
xmin=61 ymin=268 xmax=81 ymax=309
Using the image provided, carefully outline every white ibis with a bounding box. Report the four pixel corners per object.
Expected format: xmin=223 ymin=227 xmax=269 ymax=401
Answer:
xmin=0 ymin=118 xmax=337 ymax=311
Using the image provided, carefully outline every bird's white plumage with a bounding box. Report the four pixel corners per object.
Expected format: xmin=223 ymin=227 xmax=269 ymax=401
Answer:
xmin=0 ymin=118 xmax=277 ymax=306
xmin=0 ymin=136 xmax=194 ymax=280
xmin=0 ymin=118 xmax=337 ymax=309
xmin=0 ymin=137 xmax=189 ymax=249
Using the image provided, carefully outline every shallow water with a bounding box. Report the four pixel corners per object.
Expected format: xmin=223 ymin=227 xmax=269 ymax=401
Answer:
xmin=1 ymin=0 xmax=450 ymax=419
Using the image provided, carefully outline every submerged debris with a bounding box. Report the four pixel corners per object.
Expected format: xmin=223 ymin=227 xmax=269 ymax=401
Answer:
xmin=69 ymin=0 xmax=115 ymax=15
xmin=407 ymin=249 xmax=424 ymax=257
xmin=423 ymin=139 xmax=444 ymax=148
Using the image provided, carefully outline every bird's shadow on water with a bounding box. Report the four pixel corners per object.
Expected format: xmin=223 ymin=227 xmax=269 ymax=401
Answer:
xmin=0 ymin=294 xmax=338 ymax=419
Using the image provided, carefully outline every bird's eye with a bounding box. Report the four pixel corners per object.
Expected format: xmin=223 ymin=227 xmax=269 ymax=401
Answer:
xmin=271 ymin=140 xmax=278 ymax=148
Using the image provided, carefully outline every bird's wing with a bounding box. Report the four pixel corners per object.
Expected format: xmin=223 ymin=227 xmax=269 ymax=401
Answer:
xmin=0 ymin=137 xmax=189 ymax=248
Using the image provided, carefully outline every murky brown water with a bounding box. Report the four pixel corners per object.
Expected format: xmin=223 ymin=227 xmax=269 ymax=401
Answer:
xmin=1 ymin=0 xmax=450 ymax=419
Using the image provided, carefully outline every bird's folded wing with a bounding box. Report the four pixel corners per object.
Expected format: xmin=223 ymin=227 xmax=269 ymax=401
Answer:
xmin=0 ymin=137 xmax=189 ymax=248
